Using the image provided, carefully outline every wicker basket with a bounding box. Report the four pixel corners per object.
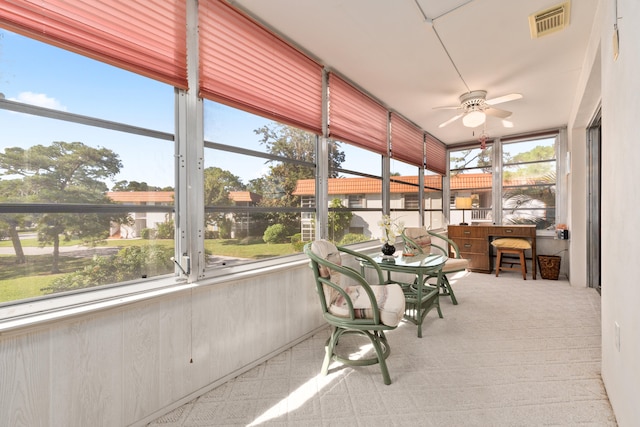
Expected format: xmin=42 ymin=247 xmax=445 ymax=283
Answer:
xmin=537 ymin=255 xmax=561 ymax=280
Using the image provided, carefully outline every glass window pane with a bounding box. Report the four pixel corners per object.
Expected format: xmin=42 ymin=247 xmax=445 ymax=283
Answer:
xmin=205 ymin=102 xmax=275 ymax=153
xmin=334 ymin=142 xmax=380 ymax=176
xmin=1 ymin=29 xmax=174 ymax=132
xmin=204 ymin=211 xmax=302 ymax=267
xmin=1 ymin=32 xmax=175 ymax=305
xmin=390 ymin=158 xmax=421 ymax=229
xmin=328 ymin=142 xmax=382 ymax=245
xmin=450 ymin=146 xmax=493 ymax=171
xmin=503 ymin=138 xmax=556 ymax=164
xmin=502 ymin=137 xmax=557 ymax=229
xmin=328 ymin=171 xmax=382 ymax=244
xmin=449 ymin=145 xmax=493 ymax=225
xmin=0 ymin=212 xmax=174 ymax=302
xmin=203 ymin=100 xmax=316 ymax=267
xmin=424 ymin=170 xmax=444 ymax=230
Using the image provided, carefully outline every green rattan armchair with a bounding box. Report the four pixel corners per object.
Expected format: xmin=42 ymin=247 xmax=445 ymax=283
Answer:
xmin=304 ymin=240 xmax=405 ymax=385
xmin=402 ymin=227 xmax=469 ymax=305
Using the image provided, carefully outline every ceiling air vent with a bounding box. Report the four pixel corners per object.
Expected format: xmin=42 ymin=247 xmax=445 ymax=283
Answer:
xmin=529 ymin=2 xmax=570 ymax=38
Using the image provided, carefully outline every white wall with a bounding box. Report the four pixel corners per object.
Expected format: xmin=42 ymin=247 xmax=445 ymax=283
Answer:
xmin=600 ymin=0 xmax=640 ymax=424
xmin=572 ymin=0 xmax=640 ymax=425
xmin=0 ymin=263 xmax=325 ymax=426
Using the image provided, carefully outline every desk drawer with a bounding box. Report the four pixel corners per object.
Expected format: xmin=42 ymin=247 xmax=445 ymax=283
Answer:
xmin=491 ymin=227 xmax=534 ymax=237
xmin=455 ymin=238 xmax=487 ymax=254
xmin=460 ymin=253 xmax=490 ymax=272
xmin=448 ymin=226 xmax=487 ymax=238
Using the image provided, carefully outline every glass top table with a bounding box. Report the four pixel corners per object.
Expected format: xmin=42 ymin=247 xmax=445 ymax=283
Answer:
xmin=360 ymin=253 xmax=448 ymax=338
xmin=369 ymin=253 xmax=448 ymax=269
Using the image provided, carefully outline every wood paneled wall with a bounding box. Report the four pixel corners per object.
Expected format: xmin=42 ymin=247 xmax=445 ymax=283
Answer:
xmin=0 ymin=263 xmax=324 ymax=426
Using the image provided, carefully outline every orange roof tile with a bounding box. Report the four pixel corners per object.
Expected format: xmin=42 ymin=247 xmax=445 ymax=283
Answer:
xmin=229 ymin=191 xmax=262 ymax=203
xmin=293 ymin=173 xmax=503 ymax=196
xmin=107 ymin=191 xmax=174 ymax=203
xmin=449 ymin=173 xmax=493 ymax=190
xmin=293 ymin=175 xmax=447 ymax=196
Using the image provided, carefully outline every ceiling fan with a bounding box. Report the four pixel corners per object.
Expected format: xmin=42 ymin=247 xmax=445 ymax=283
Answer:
xmin=435 ymin=90 xmax=523 ymax=128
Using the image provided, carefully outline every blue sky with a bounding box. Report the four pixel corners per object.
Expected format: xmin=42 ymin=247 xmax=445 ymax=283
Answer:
xmin=1 ymin=29 xmax=419 ymax=190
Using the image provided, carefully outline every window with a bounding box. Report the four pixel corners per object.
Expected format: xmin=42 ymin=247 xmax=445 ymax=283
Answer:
xmin=348 ymin=195 xmax=366 ymax=208
xmin=203 ymin=101 xmax=317 ymax=268
xmin=423 ymin=169 xmax=444 ymax=230
xmin=0 ymin=3 xmax=450 ymax=318
xmin=404 ymin=194 xmax=419 ymax=209
xmin=389 ymin=158 xmax=422 ymax=229
xmin=328 ymin=141 xmax=382 ymax=244
xmin=502 ymin=135 xmax=557 ymax=228
xmin=449 ymin=145 xmax=493 ymax=224
xmin=300 ymin=196 xmax=315 ymax=242
xmin=0 ymin=30 xmax=175 ymax=306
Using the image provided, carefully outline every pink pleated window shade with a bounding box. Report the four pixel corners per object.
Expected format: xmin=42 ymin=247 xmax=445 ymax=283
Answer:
xmin=0 ymin=0 xmax=188 ymax=89
xmin=327 ymin=73 xmax=388 ymax=155
xmin=425 ymin=133 xmax=447 ymax=176
xmin=199 ymin=1 xmax=323 ymax=134
xmin=390 ymin=112 xmax=424 ymax=167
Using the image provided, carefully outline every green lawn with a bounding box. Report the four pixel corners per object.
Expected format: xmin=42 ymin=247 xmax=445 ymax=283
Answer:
xmin=0 ymin=237 xmax=81 ymax=248
xmin=0 ymin=255 xmax=88 ymax=303
xmin=204 ymin=239 xmax=297 ymax=258
xmin=0 ymin=237 xmax=175 ymax=249
xmin=0 ymin=238 xmax=298 ymax=304
xmin=0 ymin=275 xmax=60 ymax=302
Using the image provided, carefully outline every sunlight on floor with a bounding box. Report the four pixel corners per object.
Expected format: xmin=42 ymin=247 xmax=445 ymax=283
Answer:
xmin=247 ymin=343 xmax=373 ymax=426
xmin=247 ymin=368 xmax=342 ymax=425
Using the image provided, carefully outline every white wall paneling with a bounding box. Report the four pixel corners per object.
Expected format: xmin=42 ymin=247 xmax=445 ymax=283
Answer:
xmin=0 ymin=262 xmax=324 ymax=426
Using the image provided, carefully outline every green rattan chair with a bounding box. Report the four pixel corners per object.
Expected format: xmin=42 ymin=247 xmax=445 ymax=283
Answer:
xmin=402 ymin=227 xmax=469 ymax=305
xmin=304 ymin=240 xmax=405 ymax=385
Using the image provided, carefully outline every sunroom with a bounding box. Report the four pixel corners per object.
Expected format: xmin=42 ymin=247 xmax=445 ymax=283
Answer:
xmin=0 ymin=0 xmax=638 ymax=425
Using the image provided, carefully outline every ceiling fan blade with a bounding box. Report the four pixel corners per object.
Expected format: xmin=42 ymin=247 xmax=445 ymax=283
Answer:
xmin=433 ymin=105 xmax=462 ymax=110
xmin=485 ymin=106 xmax=512 ymax=119
xmin=485 ymin=93 xmax=523 ymax=105
xmin=438 ymin=113 xmax=464 ymax=128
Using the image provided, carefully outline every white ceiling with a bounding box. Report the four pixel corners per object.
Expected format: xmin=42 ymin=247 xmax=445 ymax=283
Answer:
xmin=229 ymin=0 xmax=598 ymax=145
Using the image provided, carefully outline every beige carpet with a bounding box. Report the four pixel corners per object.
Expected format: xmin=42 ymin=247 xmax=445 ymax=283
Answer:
xmin=148 ymin=271 xmax=617 ymax=426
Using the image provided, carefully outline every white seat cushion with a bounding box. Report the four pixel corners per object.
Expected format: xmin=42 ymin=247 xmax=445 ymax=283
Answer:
xmin=442 ymin=257 xmax=469 ymax=273
xmin=310 ymin=240 xmax=343 ymax=304
xmin=403 ymin=227 xmax=432 ymax=252
xmin=329 ymin=283 xmax=405 ymax=327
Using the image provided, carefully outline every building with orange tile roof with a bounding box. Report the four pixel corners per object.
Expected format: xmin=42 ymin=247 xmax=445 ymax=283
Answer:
xmin=228 ymin=191 xmax=262 ymax=204
xmin=106 ymin=191 xmax=175 ymax=239
xmin=292 ymin=173 xmax=502 ymax=241
xmin=292 ymin=174 xmax=492 ymax=196
xmin=106 ymin=191 xmax=174 ymax=204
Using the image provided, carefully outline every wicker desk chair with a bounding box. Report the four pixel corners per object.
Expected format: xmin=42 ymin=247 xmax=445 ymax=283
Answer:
xmin=304 ymin=240 xmax=405 ymax=385
xmin=402 ymin=227 xmax=469 ymax=305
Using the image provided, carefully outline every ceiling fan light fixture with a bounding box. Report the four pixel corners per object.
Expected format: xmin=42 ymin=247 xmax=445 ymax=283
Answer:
xmin=463 ymin=110 xmax=486 ymax=127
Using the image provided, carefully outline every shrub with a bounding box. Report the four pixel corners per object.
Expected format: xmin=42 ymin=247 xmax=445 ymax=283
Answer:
xmin=218 ymin=218 xmax=233 ymax=239
xmin=338 ymin=233 xmax=370 ymax=246
xmin=263 ymin=223 xmax=287 ymax=244
xmin=156 ymin=220 xmax=175 ymax=239
xmin=42 ymin=245 xmax=174 ymax=294
xmin=290 ymin=233 xmax=305 ymax=251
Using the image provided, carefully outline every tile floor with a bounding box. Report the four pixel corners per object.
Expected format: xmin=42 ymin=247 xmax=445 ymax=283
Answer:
xmin=148 ymin=271 xmax=617 ymax=426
